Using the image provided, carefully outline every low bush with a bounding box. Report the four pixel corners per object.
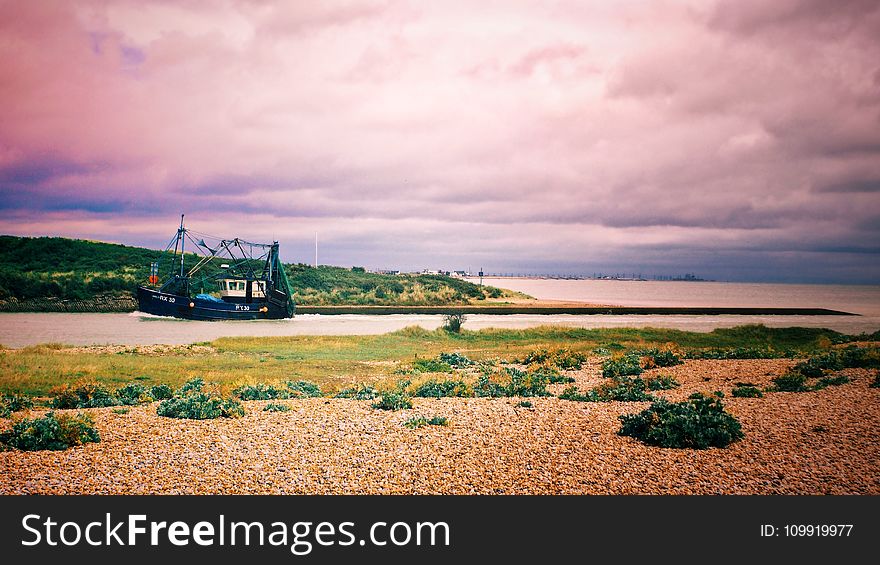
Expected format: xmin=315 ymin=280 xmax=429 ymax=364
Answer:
xmin=870 ymin=372 xmax=880 ymax=388
xmin=685 ymin=347 xmax=792 ymax=360
xmin=112 ymin=408 xmax=129 ymax=414
xmin=731 ymin=385 xmax=764 ymax=398
xmin=814 ymin=375 xmax=850 ymax=389
xmin=371 ymin=392 xmax=413 ymax=411
xmin=1 ymin=393 xmax=34 ymax=417
xmin=645 ymin=375 xmax=679 ymax=390
xmin=285 ymin=380 xmax=322 ymax=398
xmin=150 ymin=384 xmax=174 ymax=400
xmin=116 ymin=383 xmax=152 ymax=406
xmin=602 ymin=354 xmax=643 ymax=378
xmin=559 ymin=376 xmax=654 ymax=403
xmin=442 ymin=313 xmax=466 ymax=333
xmin=157 ymin=393 xmax=245 ymax=419
xmin=0 ymin=412 xmax=100 ymax=451
xmin=474 ymin=374 xmax=509 ymax=398
xmin=790 ymin=347 xmax=879 ymax=378
xmin=51 ymin=382 xmax=118 ymax=409
xmin=770 ymin=373 xmax=810 ymax=392
xmin=506 ymin=367 xmax=551 ymax=397
xmin=411 ymin=359 xmax=453 ymax=373
xmin=522 ymin=348 xmax=587 ymax=370
xmin=516 ymin=400 xmax=533 ymax=408
xmin=438 ymin=352 xmax=473 ymax=368
xmin=178 ymin=377 xmax=205 ymax=395
xmin=403 ymin=416 xmax=449 ymax=429
xmin=234 ymin=383 xmax=288 ymax=401
xmin=334 ymin=384 xmax=379 ymax=400
xmin=413 ymin=379 xmax=472 ymax=398
xmin=640 ymin=349 xmax=683 ymax=368
xmin=263 ymin=403 xmax=291 ymax=412
xmin=618 ymin=394 xmax=744 ymax=449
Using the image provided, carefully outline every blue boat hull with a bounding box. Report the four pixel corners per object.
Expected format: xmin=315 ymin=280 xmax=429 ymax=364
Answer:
xmin=136 ymin=287 xmax=294 ymax=320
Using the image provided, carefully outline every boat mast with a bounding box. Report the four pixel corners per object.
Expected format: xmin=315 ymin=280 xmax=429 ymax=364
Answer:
xmin=178 ymin=214 xmax=186 ymax=277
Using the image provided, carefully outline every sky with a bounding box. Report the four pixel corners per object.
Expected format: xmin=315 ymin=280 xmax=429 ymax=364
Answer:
xmin=1 ymin=0 xmax=879 ymax=283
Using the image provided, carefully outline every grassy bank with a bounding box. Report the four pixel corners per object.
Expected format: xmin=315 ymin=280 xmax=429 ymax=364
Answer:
xmin=1 ymin=324 xmax=871 ymax=396
xmin=0 ymin=235 xmax=526 ymax=309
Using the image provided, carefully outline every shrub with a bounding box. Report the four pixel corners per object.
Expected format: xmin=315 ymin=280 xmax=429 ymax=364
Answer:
xmin=640 ymin=349 xmax=683 ymax=368
xmin=645 ymin=375 xmax=679 ymax=391
xmin=602 ymin=354 xmax=643 ymax=378
xmin=0 ymin=393 xmax=34 ymax=417
xmin=559 ymin=376 xmax=654 ymax=402
xmin=618 ymin=394 xmax=744 ymax=449
xmin=516 ymin=400 xmax=533 ymax=408
xmin=0 ymin=412 xmax=100 ymax=451
xmin=505 ymin=367 xmax=551 ymax=397
xmin=770 ymin=373 xmax=810 ymax=392
xmin=285 ymin=380 xmax=322 ymax=398
xmin=442 ymin=312 xmax=466 ymax=333
xmin=51 ymin=382 xmax=118 ymax=409
xmin=474 ymin=374 xmax=509 ymax=398
xmin=264 ymin=403 xmax=291 ymax=412
xmin=157 ymin=393 xmax=245 ymax=419
xmin=116 ymin=383 xmax=152 ymax=406
xmin=686 ymin=347 xmax=790 ymax=360
xmin=411 ymin=359 xmax=453 ymax=373
xmin=178 ymin=377 xmax=205 ymax=395
xmin=334 ymin=384 xmax=379 ymax=400
xmin=438 ymin=352 xmax=473 ymax=368
xmin=403 ymin=416 xmax=449 ymax=429
xmin=523 ymin=348 xmax=587 ymax=370
xmin=870 ymin=372 xmax=880 ymax=388
xmin=150 ymin=384 xmax=174 ymax=400
xmin=731 ymin=385 xmax=764 ymax=398
xmin=814 ymin=375 xmax=850 ymax=389
xmin=371 ymin=392 xmax=412 ymax=411
xmin=791 ymin=347 xmax=879 ymax=378
xmin=413 ymin=379 xmax=473 ymax=398
xmin=112 ymin=408 xmax=130 ymax=415
xmin=234 ymin=383 xmax=286 ymax=401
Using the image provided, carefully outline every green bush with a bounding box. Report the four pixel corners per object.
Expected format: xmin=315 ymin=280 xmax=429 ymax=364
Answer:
xmin=732 ymin=385 xmax=764 ymax=398
xmin=116 ymin=383 xmax=152 ymax=406
xmin=334 ymin=384 xmax=379 ymax=400
xmin=505 ymin=367 xmax=551 ymax=397
xmin=602 ymin=354 xmax=643 ymax=378
xmin=264 ymin=403 xmax=291 ymax=412
xmin=791 ymin=347 xmax=879 ymax=378
xmin=0 ymin=393 xmax=34 ymax=417
xmin=770 ymin=373 xmax=810 ymax=392
xmin=686 ymin=347 xmax=791 ymax=360
xmin=559 ymin=376 xmax=654 ymax=403
xmin=413 ymin=379 xmax=473 ymax=398
xmin=157 ymin=393 xmax=245 ymax=419
xmin=371 ymin=392 xmax=413 ymax=411
xmin=442 ymin=313 xmax=466 ymax=333
xmin=411 ymin=359 xmax=453 ymax=373
xmin=645 ymin=375 xmax=679 ymax=390
xmin=640 ymin=349 xmax=683 ymax=368
xmin=51 ymin=382 xmax=118 ymax=409
xmin=522 ymin=348 xmax=587 ymax=370
xmin=234 ymin=383 xmax=287 ymax=401
xmin=150 ymin=384 xmax=174 ymax=400
xmin=0 ymin=412 xmax=100 ymax=451
xmin=178 ymin=377 xmax=205 ymax=395
xmin=474 ymin=374 xmax=509 ymax=398
xmin=814 ymin=375 xmax=850 ymax=389
xmin=285 ymin=380 xmax=322 ymax=398
xmin=403 ymin=416 xmax=449 ymax=429
xmin=870 ymin=372 xmax=880 ymax=388
xmin=516 ymin=400 xmax=533 ymax=408
xmin=112 ymin=408 xmax=129 ymax=414
xmin=618 ymin=394 xmax=744 ymax=449
xmin=438 ymin=352 xmax=473 ymax=367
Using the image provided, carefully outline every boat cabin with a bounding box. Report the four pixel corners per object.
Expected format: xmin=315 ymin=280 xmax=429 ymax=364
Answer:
xmin=218 ymin=278 xmax=266 ymax=300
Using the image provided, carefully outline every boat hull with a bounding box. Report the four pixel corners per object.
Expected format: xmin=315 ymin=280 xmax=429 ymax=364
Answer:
xmin=136 ymin=287 xmax=294 ymax=320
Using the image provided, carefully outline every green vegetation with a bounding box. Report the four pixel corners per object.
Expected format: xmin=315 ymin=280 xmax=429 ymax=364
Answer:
xmin=0 ymin=235 xmax=524 ymax=308
xmin=870 ymin=372 xmax=880 ymax=388
xmin=560 ymin=376 xmax=654 ymax=403
xmin=769 ymin=373 xmax=811 ymax=392
xmin=641 ymin=349 xmax=683 ymax=368
xmin=618 ymin=393 xmax=744 ymax=449
xmin=731 ymin=385 xmax=764 ymax=398
xmin=150 ymin=384 xmax=174 ymax=400
xmin=645 ymin=375 xmax=680 ymax=391
xmin=522 ymin=347 xmax=588 ymax=370
xmin=156 ymin=378 xmax=245 ymax=419
xmin=768 ymin=346 xmax=877 ymax=393
xmin=52 ymin=382 xmax=119 ymax=409
xmin=438 ymin=352 xmax=473 ymax=368
xmin=516 ymin=400 xmax=533 ymax=408
xmin=263 ymin=403 xmax=291 ymax=412
xmin=442 ymin=313 xmax=467 ymax=333
xmin=115 ymin=383 xmax=152 ymax=406
xmin=0 ymin=393 xmax=34 ymax=417
xmin=233 ymin=380 xmax=322 ymax=400
xmin=112 ymin=408 xmax=130 ymax=414
xmin=413 ymin=379 xmax=472 ymax=398
xmin=371 ymin=392 xmax=413 ymax=411
xmin=0 ymin=412 xmax=100 ymax=451
xmin=0 ymin=325 xmax=869 ymax=397
xmin=334 ymin=384 xmax=379 ymax=400
xmin=411 ymin=359 xmax=453 ymax=373
xmin=403 ymin=416 xmax=449 ymax=429
xmin=602 ymin=354 xmax=643 ymax=378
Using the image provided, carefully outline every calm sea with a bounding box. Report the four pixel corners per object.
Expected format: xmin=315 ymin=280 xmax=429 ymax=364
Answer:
xmin=1 ymin=280 xmax=877 ymax=347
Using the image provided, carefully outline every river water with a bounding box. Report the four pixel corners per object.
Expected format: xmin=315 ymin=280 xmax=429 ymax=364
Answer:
xmin=1 ymin=280 xmax=878 ymax=347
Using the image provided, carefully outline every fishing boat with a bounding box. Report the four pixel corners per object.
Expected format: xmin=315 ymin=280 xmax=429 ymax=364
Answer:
xmin=136 ymin=215 xmax=295 ymax=320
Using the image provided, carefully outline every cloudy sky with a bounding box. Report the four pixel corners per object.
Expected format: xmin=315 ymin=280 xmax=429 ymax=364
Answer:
xmin=1 ymin=0 xmax=879 ymax=282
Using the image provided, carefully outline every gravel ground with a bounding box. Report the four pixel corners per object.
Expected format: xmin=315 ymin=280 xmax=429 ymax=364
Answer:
xmin=2 ymin=359 xmax=878 ymax=494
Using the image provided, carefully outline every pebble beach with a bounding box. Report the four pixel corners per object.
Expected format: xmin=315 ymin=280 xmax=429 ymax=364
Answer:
xmin=3 ymin=358 xmax=878 ymax=495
